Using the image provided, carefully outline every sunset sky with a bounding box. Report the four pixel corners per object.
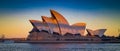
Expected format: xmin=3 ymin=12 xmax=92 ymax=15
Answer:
xmin=0 ymin=0 xmax=120 ymax=38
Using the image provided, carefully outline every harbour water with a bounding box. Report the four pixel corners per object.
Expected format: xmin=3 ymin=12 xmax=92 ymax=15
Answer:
xmin=0 ymin=43 xmax=120 ymax=51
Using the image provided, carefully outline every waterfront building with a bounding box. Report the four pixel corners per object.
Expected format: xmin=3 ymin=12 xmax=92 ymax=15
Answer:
xmin=27 ymin=10 xmax=105 ymax=41
xmin=86 ymin=29 xmax=107 ymax=37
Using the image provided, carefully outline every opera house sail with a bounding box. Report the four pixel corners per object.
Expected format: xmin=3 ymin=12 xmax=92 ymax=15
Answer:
xmin=27 ymin=10 xmax=106 ymax=41
xmin=86 ymin=29 xmax=107 ymax=37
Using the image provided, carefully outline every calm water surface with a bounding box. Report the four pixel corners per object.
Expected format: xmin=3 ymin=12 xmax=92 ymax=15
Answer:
xmin=0 ymin=43 xmax=120 ymax=51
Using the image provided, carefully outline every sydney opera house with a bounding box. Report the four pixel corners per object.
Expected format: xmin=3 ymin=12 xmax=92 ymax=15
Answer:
xmin=27 ymin=10 xmax=106 ymax=41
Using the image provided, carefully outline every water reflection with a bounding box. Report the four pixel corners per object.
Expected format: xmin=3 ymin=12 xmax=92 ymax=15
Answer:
xmin=0 ymin=43 xmax=120 ymax=51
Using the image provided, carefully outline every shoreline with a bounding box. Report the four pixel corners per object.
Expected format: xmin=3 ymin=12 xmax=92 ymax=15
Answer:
xmin=15 ymin=41 xmax=120 ymax=44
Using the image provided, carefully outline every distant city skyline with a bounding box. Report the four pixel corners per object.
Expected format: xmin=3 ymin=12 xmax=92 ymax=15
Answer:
xmin=0 ymin=0 xmax=120 ymax=38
